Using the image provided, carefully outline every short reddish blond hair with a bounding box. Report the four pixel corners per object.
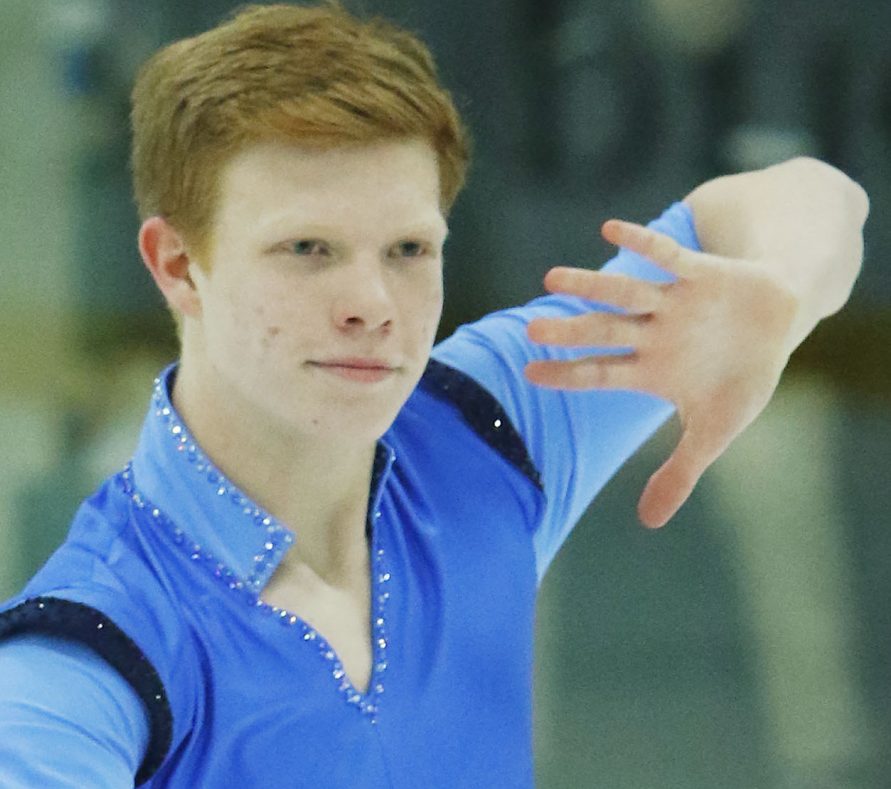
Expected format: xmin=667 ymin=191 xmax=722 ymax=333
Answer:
xmin=131 ymin=1 xmax=471 ymax=265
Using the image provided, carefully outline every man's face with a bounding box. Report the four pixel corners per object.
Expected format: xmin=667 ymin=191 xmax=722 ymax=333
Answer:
xmin=183 ymin=138 xmax=447 ymax=444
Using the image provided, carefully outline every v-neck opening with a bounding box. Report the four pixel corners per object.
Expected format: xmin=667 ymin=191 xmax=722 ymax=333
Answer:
xmin=254 ymin=508 xmax=391 ymax=714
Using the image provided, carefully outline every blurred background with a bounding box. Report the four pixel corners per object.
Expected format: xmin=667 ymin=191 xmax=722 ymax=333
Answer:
xmin=0 ymin=0 xmax=889 ymax=786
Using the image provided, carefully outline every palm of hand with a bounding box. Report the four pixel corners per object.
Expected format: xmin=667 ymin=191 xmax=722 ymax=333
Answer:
xmin=525 ymin=220 xmax=800 ymax=528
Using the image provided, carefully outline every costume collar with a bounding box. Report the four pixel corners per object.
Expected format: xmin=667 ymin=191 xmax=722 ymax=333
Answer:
xmin=129 ymin=363 xmax=395 ymax=592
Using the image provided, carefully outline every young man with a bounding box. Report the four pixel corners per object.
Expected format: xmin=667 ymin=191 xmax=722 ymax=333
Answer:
xmin=0 ymin=3 xmax=867 ymax=787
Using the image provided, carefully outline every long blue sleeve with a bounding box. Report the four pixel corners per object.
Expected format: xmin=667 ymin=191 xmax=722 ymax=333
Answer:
xmin=0 ymin=634 xmax=149 ymax=788
xmin=431 ymin=201 xmax=700 ymax=580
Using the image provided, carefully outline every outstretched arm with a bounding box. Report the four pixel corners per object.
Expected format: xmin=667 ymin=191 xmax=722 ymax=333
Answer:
xmin=525 ymin=157 xmax=869 ymax=529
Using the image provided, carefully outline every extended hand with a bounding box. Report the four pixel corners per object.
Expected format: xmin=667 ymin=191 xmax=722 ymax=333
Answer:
xmin=524 ymin=220 xmax=800 ymax=529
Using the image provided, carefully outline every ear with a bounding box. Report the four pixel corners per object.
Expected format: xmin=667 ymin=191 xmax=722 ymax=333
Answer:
xmin=138 ymin=217 xmax=203 ymax=318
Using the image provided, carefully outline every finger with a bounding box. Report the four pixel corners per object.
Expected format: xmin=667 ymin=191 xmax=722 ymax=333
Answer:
xmin=527 ymin=311 xmax=649 ymax=348
xmin=543 ymin=268 xmax=664 ymax=314
xmin=601 ymin=219 xmax=696 ymax=280
xmin=524 ymin=355 xmax=660 ymax=392
xmin=636 ymin=430 xmax=719 ymax=528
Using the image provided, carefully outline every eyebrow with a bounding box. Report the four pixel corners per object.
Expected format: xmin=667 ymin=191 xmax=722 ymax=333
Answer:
xmin=257 ymin=216 xmax=449 ymax=241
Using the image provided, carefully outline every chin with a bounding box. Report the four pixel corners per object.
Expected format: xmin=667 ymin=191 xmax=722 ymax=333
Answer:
xmin=312 ymin=420 xmax=397 ymax=448
xmin=291 ymin=400 xmax=405 ymax=442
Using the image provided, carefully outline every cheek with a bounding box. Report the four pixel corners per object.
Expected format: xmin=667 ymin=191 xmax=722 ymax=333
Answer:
xmin=207 ymin=280 xmax=286 ymax=355
xmin=243 ymin=282 xmax=303 ymax=344
xmin=259 ymin=325 xmax=283 ymax=350
xmin=424 ymin=282 xmax=445 ymax=336
xmin=410 ymin=272 xmax=443 ymax=327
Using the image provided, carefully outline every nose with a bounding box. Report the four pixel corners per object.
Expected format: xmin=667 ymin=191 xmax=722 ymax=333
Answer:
xmin=331 ymin=256 xmax=394 ymax=334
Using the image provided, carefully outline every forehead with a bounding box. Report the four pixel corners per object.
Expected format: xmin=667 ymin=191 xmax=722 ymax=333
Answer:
xmin=214 ymin=138 xmax=446 ymax=238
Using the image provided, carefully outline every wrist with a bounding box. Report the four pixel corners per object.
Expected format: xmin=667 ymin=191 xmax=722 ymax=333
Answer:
xmin=685 ymin=158 xmax=867 ymax=345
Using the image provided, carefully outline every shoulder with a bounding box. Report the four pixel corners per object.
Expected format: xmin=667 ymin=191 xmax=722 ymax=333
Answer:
xmin=0 ymin=473 xmax=199 ymax=785
xmin=415 ymin=358 xmax=543 ymax=491
xmin=0 ymin=626 xmax=155 ymax=785
xmin=0 ymin=593 xmax=181 ymax=785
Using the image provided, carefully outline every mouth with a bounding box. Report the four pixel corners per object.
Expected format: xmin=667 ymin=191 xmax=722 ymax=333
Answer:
xmin=307 ymin=358 xmax=397 ymax=384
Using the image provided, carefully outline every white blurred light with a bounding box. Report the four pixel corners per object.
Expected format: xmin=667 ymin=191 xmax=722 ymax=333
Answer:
xmin=643 ymin=0 xmax=752 ymax=56
xmin=724 ymin=124 xmax=819 ymax=170
xmin=43 ymin=0 xmax=112 ymax=44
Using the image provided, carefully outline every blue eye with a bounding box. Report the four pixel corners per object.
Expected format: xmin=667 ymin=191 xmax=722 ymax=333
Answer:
xmin=291 ymin=239 xmax=328 ymax=256
xmin=393 ymin=241 xmax=428 ymax=258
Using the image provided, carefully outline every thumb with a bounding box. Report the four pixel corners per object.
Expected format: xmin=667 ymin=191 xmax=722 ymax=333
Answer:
xmin=637 ymin=430 xmax=717 ymax=529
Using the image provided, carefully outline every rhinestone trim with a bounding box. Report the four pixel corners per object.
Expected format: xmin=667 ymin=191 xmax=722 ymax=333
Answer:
xmin=149 ymin=377 xmax=295 ymax=591
xmin=119 ymin=465 xmax=391 ymax=721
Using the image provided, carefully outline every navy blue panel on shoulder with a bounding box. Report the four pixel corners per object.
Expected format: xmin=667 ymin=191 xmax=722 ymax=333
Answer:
xmin=420 ymin=358 xmax=543 ymax=492
xmin=0 ymin=596 xmax=172 ymax=786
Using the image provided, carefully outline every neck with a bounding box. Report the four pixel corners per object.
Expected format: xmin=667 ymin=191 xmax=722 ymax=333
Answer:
xmin=172 ymin=363 xmax=378 ymax=584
